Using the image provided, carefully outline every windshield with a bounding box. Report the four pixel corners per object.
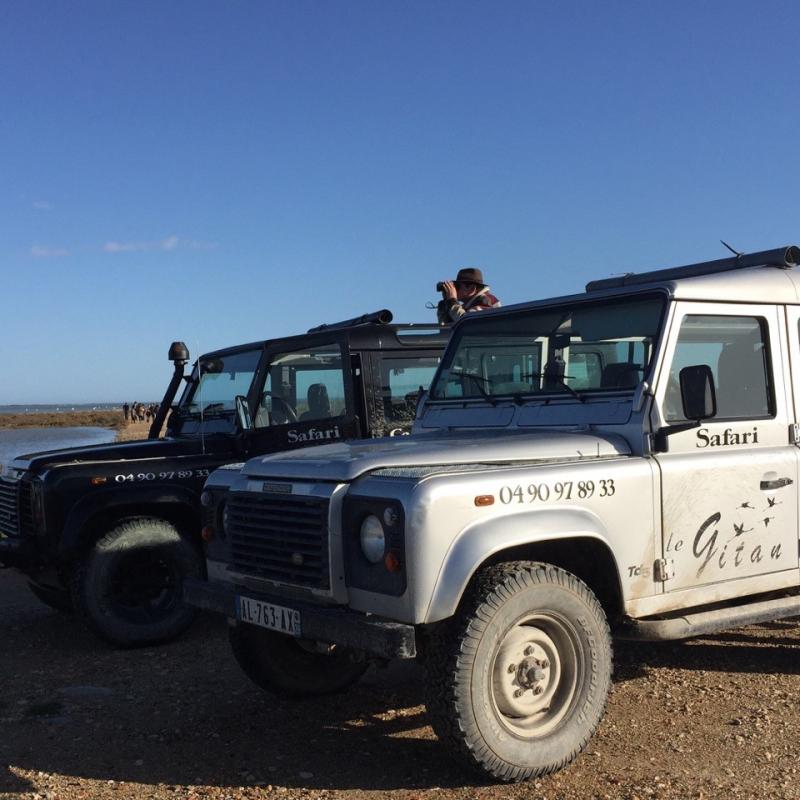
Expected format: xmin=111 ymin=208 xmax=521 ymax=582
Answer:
xmin=180 ymin=348 xmax=262 ymax=414
xmin=429 ymin=295 xmax=664 ymax=401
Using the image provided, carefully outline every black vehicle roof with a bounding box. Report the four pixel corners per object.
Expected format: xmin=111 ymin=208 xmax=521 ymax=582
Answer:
xmin=198 ymin=319 xmax=450 ymax=360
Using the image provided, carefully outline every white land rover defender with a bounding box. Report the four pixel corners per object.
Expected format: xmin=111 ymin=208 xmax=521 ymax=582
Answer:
xmin=186 ymin=245 xmax=800 ymax=782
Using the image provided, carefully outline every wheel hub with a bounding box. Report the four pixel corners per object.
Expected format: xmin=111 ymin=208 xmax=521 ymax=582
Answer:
xmin=517 ymin=657 xmax=547 ymax=689
xmin=493 ymin=626 xmax=558 ymax=718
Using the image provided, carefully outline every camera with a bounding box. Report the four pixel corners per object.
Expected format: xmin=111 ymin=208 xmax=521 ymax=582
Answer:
xmin=436 ymin=282 xmax=445 ymax=292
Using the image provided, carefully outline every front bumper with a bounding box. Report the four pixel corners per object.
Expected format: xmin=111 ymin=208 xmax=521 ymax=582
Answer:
xmin=184 ymin=577 xmax=417 ymax=659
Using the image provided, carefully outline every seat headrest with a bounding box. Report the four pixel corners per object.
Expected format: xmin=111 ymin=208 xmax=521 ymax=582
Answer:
xmin=307 ymin=383 xmax=331 ymax=415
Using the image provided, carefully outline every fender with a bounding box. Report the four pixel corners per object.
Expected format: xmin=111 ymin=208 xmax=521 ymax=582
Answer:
xmin=423 ymin=506 xmax=620 ymax=623
xmin=59 ymin=484 xmax=201 ymax=557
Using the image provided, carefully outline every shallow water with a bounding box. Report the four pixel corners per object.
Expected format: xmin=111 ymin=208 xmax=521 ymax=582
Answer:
xmin=0 ymin=427 xmax=116 ymax=466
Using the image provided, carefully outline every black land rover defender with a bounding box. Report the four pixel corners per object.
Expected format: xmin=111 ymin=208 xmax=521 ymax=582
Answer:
xmin=0 ymin=311 xmax=448 ymax=647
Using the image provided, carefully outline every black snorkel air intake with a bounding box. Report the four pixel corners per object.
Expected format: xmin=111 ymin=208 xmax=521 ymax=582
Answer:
xmin=149 ymin=341 xmax=190 ymax=440
xmin=307 ymin=309 xmax=393 ymax=333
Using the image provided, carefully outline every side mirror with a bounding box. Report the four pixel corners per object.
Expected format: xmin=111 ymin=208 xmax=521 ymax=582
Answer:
xmin=654 ymin=364 xmax=717 ymax=453
xmin=235 ymin=395 xmax=252 ymax=431
xmin=199 ymin=357 xmax=224 ymax=375
xmin=680 ymin=365 xmax=717 ymax=422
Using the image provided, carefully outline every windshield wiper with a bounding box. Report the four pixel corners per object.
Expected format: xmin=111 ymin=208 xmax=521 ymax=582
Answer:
xmin=551 ymin=377 xmax=584 ymax=403
xmin=465 ymin=373 xmax=499 ymax=406
xmin=449 ymin=369 xmax=499 ymax=406
xmin=519 ymin=372 xmax=585 ymax=403
xmin=177 ymin=402 xmax=233 ymax=418
xmin=198 ymin=402 xmax=227 ymax=413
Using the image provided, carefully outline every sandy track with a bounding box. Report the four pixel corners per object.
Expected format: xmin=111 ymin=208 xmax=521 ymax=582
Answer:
xmin=115 ymin=420 xmax=157 ymax=442
xmin=2 ymin=568 xmax=800 ymax=800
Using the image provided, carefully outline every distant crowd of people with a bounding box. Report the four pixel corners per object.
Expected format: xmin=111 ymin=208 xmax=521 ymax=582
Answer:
xmin=123 ymin=402 xmax=159 ymax=424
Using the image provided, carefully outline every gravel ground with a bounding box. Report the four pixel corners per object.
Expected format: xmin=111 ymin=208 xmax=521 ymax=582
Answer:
xmin=3 ymin=568 xmax=800 ymax=800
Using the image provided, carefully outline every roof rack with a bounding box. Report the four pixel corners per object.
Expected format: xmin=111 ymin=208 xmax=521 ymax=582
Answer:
xmin=392 ymin=322 xmax=450 ymax=331
xmin=586 ymin=245 xmax=800 ymax=293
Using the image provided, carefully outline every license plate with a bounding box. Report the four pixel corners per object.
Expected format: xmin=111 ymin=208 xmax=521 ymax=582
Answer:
xmin=237 ymin=595 xmax=301 ymax=637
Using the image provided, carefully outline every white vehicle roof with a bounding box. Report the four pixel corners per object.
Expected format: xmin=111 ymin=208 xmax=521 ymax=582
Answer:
xmin=481 ymin=245 xmax=800 ymax=317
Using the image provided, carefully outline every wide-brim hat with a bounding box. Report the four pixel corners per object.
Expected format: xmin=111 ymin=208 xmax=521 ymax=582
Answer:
xmin=454 ymin=267 xmax=486 ymax=286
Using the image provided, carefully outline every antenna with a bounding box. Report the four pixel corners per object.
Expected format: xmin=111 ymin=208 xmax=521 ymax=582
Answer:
xmin=720 ymin=240 xmax=742 ymax=257
xmin=197 ymin=339 xmax=205 ymax=456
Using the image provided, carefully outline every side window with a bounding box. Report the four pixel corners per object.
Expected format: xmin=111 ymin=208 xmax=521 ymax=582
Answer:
xmin=380 ymin=355 xmax=441 ymax=426
xmin=664 ymin=315 xmax=772 ymax=422
xmin=254 ymin=344 xmax=346 ymax=428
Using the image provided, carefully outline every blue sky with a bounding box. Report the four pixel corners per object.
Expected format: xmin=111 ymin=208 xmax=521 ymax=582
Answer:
xmin=2 ymin=1 xmax=799 ymax=403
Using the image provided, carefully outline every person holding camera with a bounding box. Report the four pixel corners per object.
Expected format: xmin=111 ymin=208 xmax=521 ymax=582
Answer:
xmin=436 ymin=267 xmax=501 ymax=324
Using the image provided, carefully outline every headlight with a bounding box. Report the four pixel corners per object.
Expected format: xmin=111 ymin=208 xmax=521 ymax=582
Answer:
xmin=200 ymin=490 xmax=213 ymax=507
xmin=360 ymin=515 xmax=386 ymax=564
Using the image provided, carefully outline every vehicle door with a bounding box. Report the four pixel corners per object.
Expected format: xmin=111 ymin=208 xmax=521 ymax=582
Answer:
xmin=365 ymin=350 xmax=443 ymax=436
xmin=653 ymin=302 xmax=798 ymax=594
xmin=245 ymin=339 xmax=360 ymax=454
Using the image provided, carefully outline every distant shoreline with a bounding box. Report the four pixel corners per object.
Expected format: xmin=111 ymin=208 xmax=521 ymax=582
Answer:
xmin=0 ymin=410 xmax=125 ymax=430
xmin=0 ymin=404 xmax=122 ymax=415
xmin=0 ymin=410 xmax=163 ymax=442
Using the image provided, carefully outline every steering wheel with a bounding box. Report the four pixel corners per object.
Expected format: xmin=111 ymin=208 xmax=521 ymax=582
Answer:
xmin=262 ymin=391 xmax=298 ymax=424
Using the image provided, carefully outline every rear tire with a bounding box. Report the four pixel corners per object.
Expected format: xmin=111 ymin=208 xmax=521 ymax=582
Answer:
xmin=424 ymin=561 xmax=612 ymax=782
xmin=71 ymin=517 xmax=204 ymax=647
xmin=229 ymin=624 xmax=367 ymax=697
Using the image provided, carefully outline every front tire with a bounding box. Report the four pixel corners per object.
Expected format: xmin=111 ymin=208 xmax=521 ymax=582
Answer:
xmin=71 ymin=517 xmax=204 ymax=647
xmin=424 ymin=561 xmax=612 ymax=782
xmin=229 ymin=624 xmax=367 ymax=697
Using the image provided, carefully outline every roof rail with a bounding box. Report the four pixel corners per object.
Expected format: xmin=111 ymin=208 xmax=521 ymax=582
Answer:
xmin=392 ymin=322 xmax=450 ymax=331
xmin=586 ymin=245 xmax=800 ymax=292
xmin=307 ymin=309 xmax=393 ymax=333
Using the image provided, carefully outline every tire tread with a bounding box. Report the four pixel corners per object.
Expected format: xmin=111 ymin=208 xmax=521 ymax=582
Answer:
xmin=70 ymin=516 xmax=202 ymax=647
xmin=424 ymin=560 xmax=612 ymax=782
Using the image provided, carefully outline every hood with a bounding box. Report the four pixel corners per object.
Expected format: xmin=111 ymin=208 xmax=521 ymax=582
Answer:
xmin=242 ymin=429 xmax=631 ymax=483
xmin=8 ymin=436 xmax=214 ymax=473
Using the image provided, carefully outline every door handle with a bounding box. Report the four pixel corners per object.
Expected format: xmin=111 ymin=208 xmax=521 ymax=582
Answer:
xmin=760 ymin=477 xmax=794 ymax=491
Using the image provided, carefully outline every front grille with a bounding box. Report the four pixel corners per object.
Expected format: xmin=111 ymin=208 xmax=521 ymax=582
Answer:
xmin=0 ymin=477 xmax=20 ymax=538
xmin=18 ymin=480 xmax=34 ymax=536
xmin=227 ymin=492 xmax=330 ymax=589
